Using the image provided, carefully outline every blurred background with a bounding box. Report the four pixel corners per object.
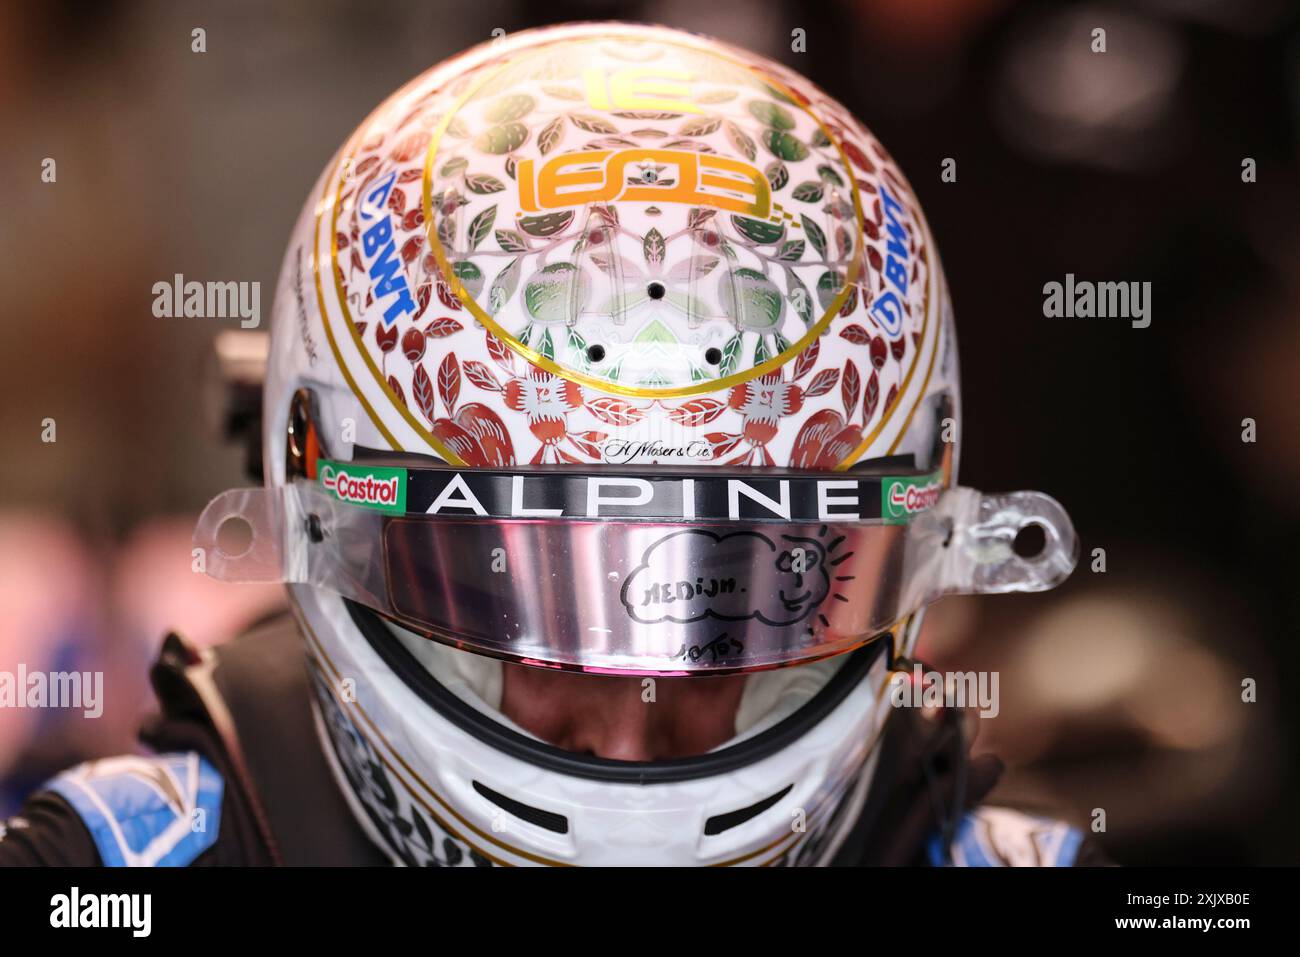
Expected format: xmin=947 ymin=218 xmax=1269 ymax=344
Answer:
xmin=1 ymin=0 xmax=1297 ymax=864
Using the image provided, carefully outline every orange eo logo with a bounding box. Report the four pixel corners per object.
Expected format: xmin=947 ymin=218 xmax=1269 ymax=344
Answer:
xmin=518 ymin=148 xmax=771 ymax=217
xmin=318 ymin=460 xmax=407 ymax=514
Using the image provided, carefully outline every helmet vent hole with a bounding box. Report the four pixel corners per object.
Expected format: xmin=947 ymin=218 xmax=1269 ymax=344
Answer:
xmin=647 ymin=281 xmax=666 ymax=301
xmin=586 ymin=343 xmax=607 ymax=364
xmin=472 ymin=780 xmax=569 ymax=834
xmin=1013 ymin=522 xmax=1047 ymax=559
xmin=704 ymin=347 xmax=723 ymax=365
xmin=216 ymin=516 xmax=253 ymax=558
xmin=703 ymin=783 xmax=794 ymax=836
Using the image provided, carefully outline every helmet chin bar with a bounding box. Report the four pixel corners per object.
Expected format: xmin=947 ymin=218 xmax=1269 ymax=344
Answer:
xmin=193 ymin=476 xmax=1077 ymax=675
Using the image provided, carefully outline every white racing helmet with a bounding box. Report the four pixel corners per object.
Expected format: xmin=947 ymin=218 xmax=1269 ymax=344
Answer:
xmin=195 ymin=22 xmax=1077 ymax=866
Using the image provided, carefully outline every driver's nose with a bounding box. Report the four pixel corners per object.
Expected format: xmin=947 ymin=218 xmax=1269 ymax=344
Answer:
xmin=499 ymin=664 xmax=749 ymax=761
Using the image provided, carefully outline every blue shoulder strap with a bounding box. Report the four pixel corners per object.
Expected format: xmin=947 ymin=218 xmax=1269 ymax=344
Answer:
xmin=45 ymin=752 xmax=223 ymax=867
xmin=928 ymin=806 xmax=1084 ymax=867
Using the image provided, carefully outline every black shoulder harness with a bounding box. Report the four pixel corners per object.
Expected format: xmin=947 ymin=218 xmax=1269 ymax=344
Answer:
xmin=143 ymin=615 xmax=386 ymax=865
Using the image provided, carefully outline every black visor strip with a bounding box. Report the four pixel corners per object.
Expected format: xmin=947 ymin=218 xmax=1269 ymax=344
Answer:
xmin=316 ymin=459 xmax=938 ymax=524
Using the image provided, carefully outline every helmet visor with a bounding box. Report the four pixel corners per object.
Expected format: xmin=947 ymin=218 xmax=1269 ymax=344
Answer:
xmin=194 ymin=462 xmax=1076 ymax=675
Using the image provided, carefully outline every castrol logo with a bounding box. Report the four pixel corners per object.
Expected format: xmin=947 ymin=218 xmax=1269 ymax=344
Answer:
xmin=882 ymin=473 xmax=943 ymax=524
xmin=318 ymin=461 xmax=407 ymax=514
xmin=890 ymin=482 xmax=941 ymax=513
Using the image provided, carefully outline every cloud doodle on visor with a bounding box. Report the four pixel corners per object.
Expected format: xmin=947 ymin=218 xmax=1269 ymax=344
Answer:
xmin=620 ymin=529 xmax=840 ymax=628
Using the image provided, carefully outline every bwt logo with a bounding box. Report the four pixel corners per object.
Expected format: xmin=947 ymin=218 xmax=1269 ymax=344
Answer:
xmin=868 ymin=183 xmax=912 ymax=340
xmin=518 ymin=148 xmax=771 ymax=218
xmin=358 ymin=169 xmax=417 ymax=327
